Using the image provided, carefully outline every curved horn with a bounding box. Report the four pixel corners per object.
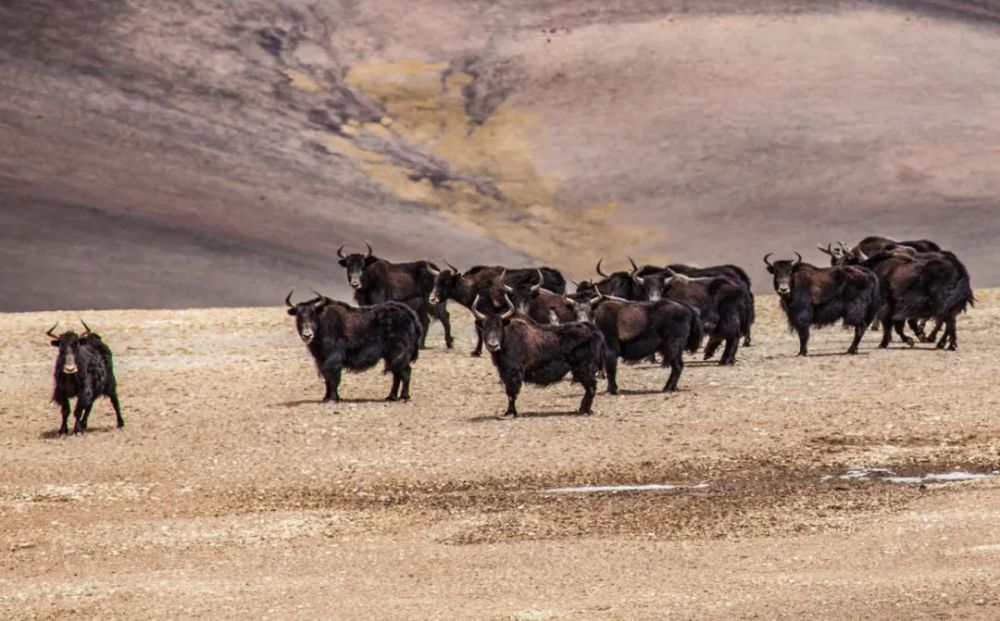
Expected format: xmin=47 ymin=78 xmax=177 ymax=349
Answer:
xmin=80 ymin=320 xmax=92 ymax=337
xmin=364 ymin=241 xmax=373 ymax=258
xmin=470 ymin=294 xmax=487 ymax=321
xmin=856 ymin=247 xmax=868 ymax=262
xmin=589 ymin=290 xmax=604 ymax=307
xmin=628 ymin=257 xmax=644 ymax=285
xmin=337 ymin=245 xmax=346 ymax=259
xmin=46 ymin=323 xmax=59 ymax=338
xmin=500 ymin=294 xmax=516 ymax=320
xmin=427 ymin=263 xmax=440 ymax=277
xmin=564 ymin=295 xmax=576 ymax=307
xmin=596 ymin=258 xmax=608 ymax=278
xmin=499 ymin=269 xmax=514 ymax=293
xmin=285 ymin=290 xmax=295 ymax=307
xmin=531 ymin=268 xmax=543 ymax=292
xmin=763 ymin=253 xmax=774 ymax=267
xmin=817 ymin=243 xmax=833 ymax=255
xmin=568 ymin=278 xmax=578 ymax=288
xmin=445 ymin=260 xmax=459 ymax=272
xmin=793 ymin=252 xmax=802 ymax=266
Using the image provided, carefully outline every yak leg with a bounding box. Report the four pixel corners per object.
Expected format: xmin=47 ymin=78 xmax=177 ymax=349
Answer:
xmin=417 ymin=307 xmax=431 ymax=349
xmin=571 ymin=365 xmax=598 ymax=415
xmin=399 ymin=365 xmax=412 ymax=400
xmin=938 ymin=318 xmax=958 ymax=351
xmin=847 ymin=323 xmax=866 ymax=355
xmin=471 ymin=321 xmax=484 ymax=357
xmin=663 ymin=351 xmax=684 ymax=392
xmin=742 ymin=324 xmax=752 ymax=347
xmin=501 ymin=371 xmax=522 ymax=417
xmin=606 ymin=355 xmax=620 ymax=395
xmin=907 ymin=319 xmax=929 ymax=342
xmin=81 ymin=403 xmax=94 ymax=431
xmin=947 ymin=318 xmax=958 ymax=351
xmin=703 ymin=336 xmax=722 ymax=360
xmin=433 ymin=303 xmax=454 ymax=349
xmin=387 ymin=372 xmax=402 ymax=401
xmin=719 ymin=336 xmax=739 ymax=366
xmin=796 ymin=325 xmax=810 ymax=356
xmin=58 ymin=397 xmax=72 ymax=435
xmin=109 ymin=390 xmax=125 ymax=428
xmin=72 ymin=397 xmax=89 ymax=435
xmin=322 ymin=366 xmax=342 ymax=403
xmin=894 ymin=320 xmax=915 ymax=347
xmin=879 ymin=315 xmax=893 ymax=348
xmin=927 ymin=319 xmax=944 ymax=343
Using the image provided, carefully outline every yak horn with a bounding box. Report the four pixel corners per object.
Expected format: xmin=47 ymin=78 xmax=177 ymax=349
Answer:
xmin=445 ymin=260 xmax=459 ymax=272
xmin=531 ymin=268 xmax=543 ymax=292
xmin=364 ymin=241 xmax=373 ymax=257
xmin=596 ymin=258 xmax=608 ymax=277
xmin=336 ymin=245 xmax=346 ymax=259
xmin=793 ymin=252 xmax=802 ymax=266
xmin=763 ymin=253 xmax=774 ymax=267
xmin=817 ymin=243 xmax=833 ymax=255
xmin=46 ymin=323 xmax=59 ymax=338
xmin=564 ymin=296 xmax=576 ymax=307
xmin=501 ymin=294 xmax=516 ymax=320
xmin=427 ymin=263 xmax=441 ymax=277
xmin=470 ymin=294 xmax=487 ymax=321
xmin=285 ymin=290 xmax=295 ymax=307
xmin=628 ymin=257 xmax=644 ymax=285
xmin=856 ymin=247 xmax=868 ymax=262
xmin=499 ymin=269 xmax=514 ymax=293
xmin=80 ymin=320 xmax=92 ymax=336
xmin=589 ymin=290 xmax=604 ymax=307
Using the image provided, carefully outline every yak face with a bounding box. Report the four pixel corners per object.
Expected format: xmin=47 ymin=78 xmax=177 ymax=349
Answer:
xmin=286 ymin=292 xmax=328 ymax=344
xmin=471 ymin=294 xmax=515 ymax=353
xmin=565 ymin=292 xmax=602 ymax=323
xmin=763 ymin=253 xmax=802 ymax=298
xmin=52 ymin=332 xmax=82 ymax=375
xmin=336 ymin=243 xmax=376 ymax=290
xmin=429 ymin=269 xmax=460 ymax=305
xmin=501 ymin=269 xmax=543 ymax=318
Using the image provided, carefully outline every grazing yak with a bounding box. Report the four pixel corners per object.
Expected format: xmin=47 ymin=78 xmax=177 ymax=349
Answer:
xmin=565 ymin=291 xmax=702 ymax=394
xmin=337 ymin=242 xmax=452 ymax=349
xmin=286 ymin=291 xmax=421 ymax=402
xmin=428 ymin=263 xmax=566 ymax=355
xmin=48 ymin=322 xmax=124 ymax=435
xmin=838 ymin=249 xmax=974 ymax=350
xmin=818 ymin=237 xmax=941 ymax=266
xmin=500 ymin=269 xmax=575 ymax=326
xmin=472 ymin=295 xmax=605 ymax=418
xmin=628 ymin=259 xmax=750 ymax=366
xmin=763 ymin=253 xmax=880 ymax=356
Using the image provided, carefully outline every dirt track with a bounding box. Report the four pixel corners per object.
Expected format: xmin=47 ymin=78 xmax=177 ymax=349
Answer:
xmin=1 ymin=291 xmax=998 ymax=619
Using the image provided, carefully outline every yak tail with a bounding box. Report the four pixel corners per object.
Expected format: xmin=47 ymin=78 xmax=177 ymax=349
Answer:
xmin=686 ymin=306 xmax=704 ymax=354
xmin=940 ymin=251 xmax=975 ymax=315
xmin=864 ymin=272 xmax=881 ymax=327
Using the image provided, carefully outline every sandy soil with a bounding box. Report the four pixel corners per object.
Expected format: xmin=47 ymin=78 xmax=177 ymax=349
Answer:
xmin=3 ymin=1 xmax=1000 ymax=310
xmin=1 ymin=291 xmax=998 ymax=619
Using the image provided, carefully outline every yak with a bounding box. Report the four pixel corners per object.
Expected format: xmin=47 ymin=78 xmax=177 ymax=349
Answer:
xmin=667 ymin=263 xmax=755 ymax=346
xmin=48 ymin=322 xmax=124 ymax=435
xmin=428 ymin=263 xmax=566 ymax=355
xmin=565 ymin=291 xmax=702 ymax=394
xmin=286 ymin=291 xmax=421 ymax=402
xmin=472 ymin=294 xmax=605 ymax=418
xmin=628 ymin=259 xmax=750 ymax=365
xmin=574 ymin=259 xmax=645 ymax=300
xmin=763 ymin=253 xmax=880 ymax=356
xmin=818 ymin=237 xmax=941 ymax=266
xmin=500 ymin=269 xmax=575 ymax=325
xmin=337 ymin=242 xmax=452 ymax=349
xmin=838 ymin=249 xmax=974 ymax=350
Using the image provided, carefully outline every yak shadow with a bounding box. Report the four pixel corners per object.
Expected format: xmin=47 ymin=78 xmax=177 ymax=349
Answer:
xmin=277 ymin=397 xmax=395 ymax=408
xmin=468 ymin=410 xmax=587 ymax=422
xmin=614 ymin=388 xmax=671 ymax=396
xmin=39 ymin=425 xmax=118 ymax=440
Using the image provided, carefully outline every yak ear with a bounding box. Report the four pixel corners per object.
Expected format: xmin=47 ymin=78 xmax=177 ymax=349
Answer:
xmin=51 ymin=339 xmax=60 ymax=347
xmin=337 ymin=258 xmax=348 ymax=267
xmin=765 ymin=265 xmax=775 ymax=274
xmin=286 ymin=307 xmax=297 ymax=316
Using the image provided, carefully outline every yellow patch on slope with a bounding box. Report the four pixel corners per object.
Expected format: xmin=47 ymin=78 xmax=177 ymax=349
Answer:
xmin=285 ymin=70 xmax=327 ymax=93
xmin=314 ymin=59 xmax=657 ymax=272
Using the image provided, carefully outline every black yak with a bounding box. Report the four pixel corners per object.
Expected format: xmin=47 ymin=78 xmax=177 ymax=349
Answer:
xmin=48 ymin=322 xmax=124 ymax=435
xmin=501 ymin=269 xmax=575 ymax=325
xmin=763 ymin=253 xmax=880 ymax=356
xmin=337 ymin=242 xmax=452 ymax=349
xmin=286 ymin=291 xmax=421 ymax=402
xmin=565 ymin=291 xmax=702 ymax=394
xmin=472 ymin=295 xmax=605 ymax=418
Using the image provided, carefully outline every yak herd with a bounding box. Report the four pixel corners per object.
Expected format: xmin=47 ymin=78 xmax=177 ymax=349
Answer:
xmin=45 ymin=235 xmax=975 ymax=432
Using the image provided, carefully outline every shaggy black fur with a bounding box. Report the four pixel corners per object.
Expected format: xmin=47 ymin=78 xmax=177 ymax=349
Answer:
xmin=49 ymin=325 xmax=123 ymax=435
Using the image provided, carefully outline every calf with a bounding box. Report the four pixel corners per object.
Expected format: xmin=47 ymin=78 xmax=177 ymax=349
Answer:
xmin=472 ymin=295 xmax=605 ymax=417
xmin=566 ymin=292 xmax=701 ymax=394
xmin=286 ymin=291 xmax=421 ymax=402
xmin=629 ymin=259 xmax=750 ymax=365
xmin=337 ymin=242 xmax=452 ymax=349
xmin=48 ymin=322 xmax=124 ymax=435
xmin=763 ymin=253 xmax=880 ymax=355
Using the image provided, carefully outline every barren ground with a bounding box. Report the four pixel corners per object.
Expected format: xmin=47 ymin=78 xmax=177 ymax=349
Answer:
xmin=1 ymin=292 xmax=999 ymax=619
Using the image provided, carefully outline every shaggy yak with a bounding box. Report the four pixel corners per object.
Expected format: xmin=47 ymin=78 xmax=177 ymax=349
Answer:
xmin=286 ymin=291 xmax=422 ymax=402
xmin=48 ymin=322 xmax=124 ymax=435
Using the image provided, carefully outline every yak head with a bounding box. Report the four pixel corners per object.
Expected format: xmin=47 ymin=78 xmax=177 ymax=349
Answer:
xmin=427 ymin=260 xmax=462 ymax=305
xmin=48 ymin=321 xmax=93 ymax=375
xmin=763 ymin=252 xmax=802 ymax=297
xmin=470 ymin=294 xmax=515 ymax=353
xmin=564 ymin=290 xmax=604 ymax=323
xmin=336 ymin=242 xmax=377 ymax=289
xmin=285 ymin=290 xmax=329 ymax=345
xmin=629 ymin=257 xmax=674 ymax=302
xmin=499 ymin=268 xmax=544 ymax=317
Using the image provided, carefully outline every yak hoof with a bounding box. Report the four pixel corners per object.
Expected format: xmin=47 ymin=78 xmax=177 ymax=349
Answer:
xmin=905 ymin=338 xmax=915 ymax=348
xmin=847 ymin=348 xmax=858 ymax=355
xmin=385 ymin=395 xmax=398 ymax=402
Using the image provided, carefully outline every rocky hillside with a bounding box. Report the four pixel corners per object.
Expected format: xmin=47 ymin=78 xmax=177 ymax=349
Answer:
xmin=2 ymin=0 xmax=999 ymax=310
